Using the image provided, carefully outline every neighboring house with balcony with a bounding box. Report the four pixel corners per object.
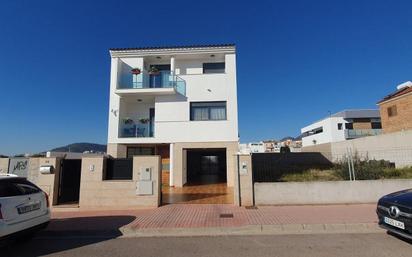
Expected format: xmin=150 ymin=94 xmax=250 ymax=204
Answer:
xmin=107 ymin=44 xmax=239 ymax=188
xmin=301 ymin=109 xmax=382 ymax=147
xmin=377 ymin=81 xmax=412 ymax=134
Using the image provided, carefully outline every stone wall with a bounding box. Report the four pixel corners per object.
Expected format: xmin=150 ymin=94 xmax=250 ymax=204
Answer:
xmin=0 ymin=158 xmax=9 ymax=173
xmin=233 ymin=154 xmax=254 ymax=206
xmin=79 ymin=156 xmax=161 ymax=209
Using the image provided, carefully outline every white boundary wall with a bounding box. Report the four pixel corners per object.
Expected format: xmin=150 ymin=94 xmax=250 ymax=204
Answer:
xmin=255 ymin=179 xmax=412 ymax=205
xmin=302 ymin=130 xmax=412 ymax=167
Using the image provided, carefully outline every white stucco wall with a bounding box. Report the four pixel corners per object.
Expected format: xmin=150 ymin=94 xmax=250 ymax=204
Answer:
xmin=107 ymin=48 xmax=238 ymax=144
xmin=301 ymin=117 xmax=346 ymax=147
xmin=255 ymin=179 xmax=412 ymax=205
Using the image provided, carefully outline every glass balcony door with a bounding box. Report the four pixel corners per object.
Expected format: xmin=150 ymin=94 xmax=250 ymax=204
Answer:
xmin=149 ymin=64 xmax=170 ymax=88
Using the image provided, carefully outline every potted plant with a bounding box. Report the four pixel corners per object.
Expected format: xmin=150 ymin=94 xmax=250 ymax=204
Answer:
xmin=123 ymin=118 xmax=134 ymax=125
xmin=131 ymin=68 xmax=141 ymax=75
xmin=139 ymin=118 xmax=150 ymax=124
xmin=148 ymin=66 xmax=160 ymax=75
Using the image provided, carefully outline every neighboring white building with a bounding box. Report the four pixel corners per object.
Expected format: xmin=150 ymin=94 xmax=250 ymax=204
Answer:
xmin=239 ymin=142 xmax=265 ymax=153
xmin=301 ymin=109 xmax=382 ymax=147
xmin=107 ymin=44 xmax=239 ymax=187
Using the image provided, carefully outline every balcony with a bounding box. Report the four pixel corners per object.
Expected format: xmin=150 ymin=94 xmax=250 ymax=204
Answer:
xmin=119 ymin=121 xmax=153 ymax=138
xmin=115 ymin=70 xmax=186 ymax=97
xmin=344 ymin=129 xmax=382 ymax=139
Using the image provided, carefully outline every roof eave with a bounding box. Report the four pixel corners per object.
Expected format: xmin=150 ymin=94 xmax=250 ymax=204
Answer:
xmin=109 ymin=44 xmax=236 ymax=58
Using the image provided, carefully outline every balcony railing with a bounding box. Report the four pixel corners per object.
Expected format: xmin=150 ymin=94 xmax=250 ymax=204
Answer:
xmin=119 ymin=123 xmax=153 ymax=138
xmin=118 ymin=70 xmax=186 ymax=96
xmin=344 ymin=129 xmax=382 ymax=139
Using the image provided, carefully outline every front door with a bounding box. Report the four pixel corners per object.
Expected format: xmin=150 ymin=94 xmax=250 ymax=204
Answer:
xmin=149 ymin=108 xmax=155 ymax=137
xmin=58 ymin=159 xmax=82 ymax=204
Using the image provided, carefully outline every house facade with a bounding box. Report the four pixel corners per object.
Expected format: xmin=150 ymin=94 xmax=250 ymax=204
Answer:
xmin=107 ymin=44 xmax=239 ymax=188
xmin=301 ymin=109 xmax=382 ymax=147
xmin=378 ymin=81 xmax=412 ymax=134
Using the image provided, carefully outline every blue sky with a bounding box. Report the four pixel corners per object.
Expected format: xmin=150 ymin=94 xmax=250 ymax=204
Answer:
xmin=1 ymin=0 xmax=412 ymax=155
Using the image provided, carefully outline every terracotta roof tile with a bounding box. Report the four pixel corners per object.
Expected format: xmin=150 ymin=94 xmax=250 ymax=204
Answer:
xmin=378 ymin=86 xmax=412 ymax=104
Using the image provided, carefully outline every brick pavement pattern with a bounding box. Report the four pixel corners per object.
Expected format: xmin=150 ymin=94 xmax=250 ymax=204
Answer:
xmin=49 ymin=204 xmax=377 ymax=232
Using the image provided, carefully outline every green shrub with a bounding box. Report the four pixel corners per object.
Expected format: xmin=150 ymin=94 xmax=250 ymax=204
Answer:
xmin=280 ymin=169 xmax=342 ymax=182
xmin=334 ymin=154 xmax=393 ymax=180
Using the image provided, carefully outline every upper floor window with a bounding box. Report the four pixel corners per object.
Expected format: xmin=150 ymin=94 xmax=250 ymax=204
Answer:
xmin=345 ymin=123 xmax=353 ymax=130
xmin=203 ymin=62 xmax=225 ymax=74
xmin=387 ymin=105 xmax=397 ymax=117
xmin=371 ymin=122 xmax=382 ymax=129
xmin=190 ymin=102 xmax=227 ymax=121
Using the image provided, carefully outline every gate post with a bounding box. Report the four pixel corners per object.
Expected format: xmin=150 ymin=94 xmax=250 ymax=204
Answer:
xmin=234 ymin=154 xmax=254 ymax=206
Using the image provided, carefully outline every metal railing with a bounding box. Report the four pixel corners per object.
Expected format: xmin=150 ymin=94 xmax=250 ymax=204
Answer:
xmin=119 ymin=123 xmax=153 ymax=138
xmin=117 ymin=70 xmax=186 ymax=96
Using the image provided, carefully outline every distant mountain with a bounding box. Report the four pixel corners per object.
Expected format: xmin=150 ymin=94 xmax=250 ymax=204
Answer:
xmin=279 ymin=135 xmax=303 ymax=141
xmin=50 ymin=143 xmax=107 ymax=153
xmin=279 ymin=136 xmax=295 ymax=141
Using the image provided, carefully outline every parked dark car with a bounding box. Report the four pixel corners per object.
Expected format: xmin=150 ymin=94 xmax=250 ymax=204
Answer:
xmin=377 ymin=189 xmax=412 ymax=239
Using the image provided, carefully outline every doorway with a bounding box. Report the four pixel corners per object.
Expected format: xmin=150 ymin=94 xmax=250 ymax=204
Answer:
xmin=186 ymin=149 xmax=227 ymax=185
xmin=58 ymin=159 xmax=82 ymax=205
xmin=162 ymin=148 xmax=233 ymax=205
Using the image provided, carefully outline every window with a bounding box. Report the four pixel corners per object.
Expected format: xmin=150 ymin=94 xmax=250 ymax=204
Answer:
xmin=337 ymin=123 xmax=343 ymax=130
xmin=302 ymin=127 xmax=323 ymax=137
xmin=105 ymin=158 xmax=133 ymax=180
xmin=0 ymin=179 xmax=41 ymax=197
xmin=387 ymin=105 xmax=397 ymax=117
xmin=190 ymin=102 xmax=227 ymax=121
xmin=203 ymin=62 xmax=225 ymax=74
xmin=371 ymin=122 xmax=382 ymax=129
xmin=127 ymin=147 xmax=155 ymax=158
xmin=345 ymin=123 xmax=353 ymax=130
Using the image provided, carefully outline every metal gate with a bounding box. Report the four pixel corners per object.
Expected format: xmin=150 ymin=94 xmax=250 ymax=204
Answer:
xmin=106 ymin=158 xmax=133 ymax=180
xmin=58 ymin=159 xmax=82 ymax=204
xmin=252 ymin=153 xmax=333 ymax=182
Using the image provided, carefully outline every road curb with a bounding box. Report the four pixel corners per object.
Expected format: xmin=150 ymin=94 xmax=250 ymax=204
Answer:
xmin=120 ymin=222 xmax=382 ymax=238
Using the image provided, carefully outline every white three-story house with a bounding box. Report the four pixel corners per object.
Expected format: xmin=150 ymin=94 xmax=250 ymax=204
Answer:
xmin=107 ymin=44 xmax=239 ymax=188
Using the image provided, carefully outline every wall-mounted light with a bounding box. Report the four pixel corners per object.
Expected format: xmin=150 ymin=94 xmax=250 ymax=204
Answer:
xmin=111 ymin=109 xmax=118 ymax=117
xmin=156 ymin=56 xmax=161 ymax=59
xmin=137 ymin=99 xmax=142 ymax=102
xmin=210 ymin=54 xmax=215 ymax=57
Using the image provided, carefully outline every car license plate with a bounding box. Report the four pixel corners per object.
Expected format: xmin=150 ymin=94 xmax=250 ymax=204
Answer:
xmin=384 ymin=217 xmax=405 ymax=230
xmin=17 ymin=202 xmax=41 ymax=214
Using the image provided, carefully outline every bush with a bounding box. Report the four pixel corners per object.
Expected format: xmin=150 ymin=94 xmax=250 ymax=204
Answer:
xmin=334 ymin=154 xmax=394 ymax=180
xmin=280 ymin=169 xmax=341 ymax=182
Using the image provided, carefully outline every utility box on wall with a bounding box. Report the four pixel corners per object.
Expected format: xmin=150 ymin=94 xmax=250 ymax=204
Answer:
xmin=137 ymin=167 xmax=153 ymax=195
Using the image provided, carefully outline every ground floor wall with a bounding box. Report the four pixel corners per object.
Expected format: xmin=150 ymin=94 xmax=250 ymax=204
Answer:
xmin=107 ymin=141 xmax=239 ymax=188
xmin=302 ymin=130 xmax=412 ymax=167
xmin=79 ymin=156 xmax=161 ymax=208
xmin=0 ymin=158 xmax=9 ymax=173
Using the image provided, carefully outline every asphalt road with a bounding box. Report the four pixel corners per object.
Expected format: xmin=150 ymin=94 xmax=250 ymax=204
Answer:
xmin=2 ymin=233 xmax=411 ymax=257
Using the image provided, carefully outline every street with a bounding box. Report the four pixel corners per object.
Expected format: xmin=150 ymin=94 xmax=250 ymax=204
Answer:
xmin=2 ymin=232 xmax=411 ymax=257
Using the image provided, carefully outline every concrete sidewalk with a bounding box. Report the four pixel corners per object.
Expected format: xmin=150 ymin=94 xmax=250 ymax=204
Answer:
xmin=44 ymin=204 xmax=381 ymax=238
